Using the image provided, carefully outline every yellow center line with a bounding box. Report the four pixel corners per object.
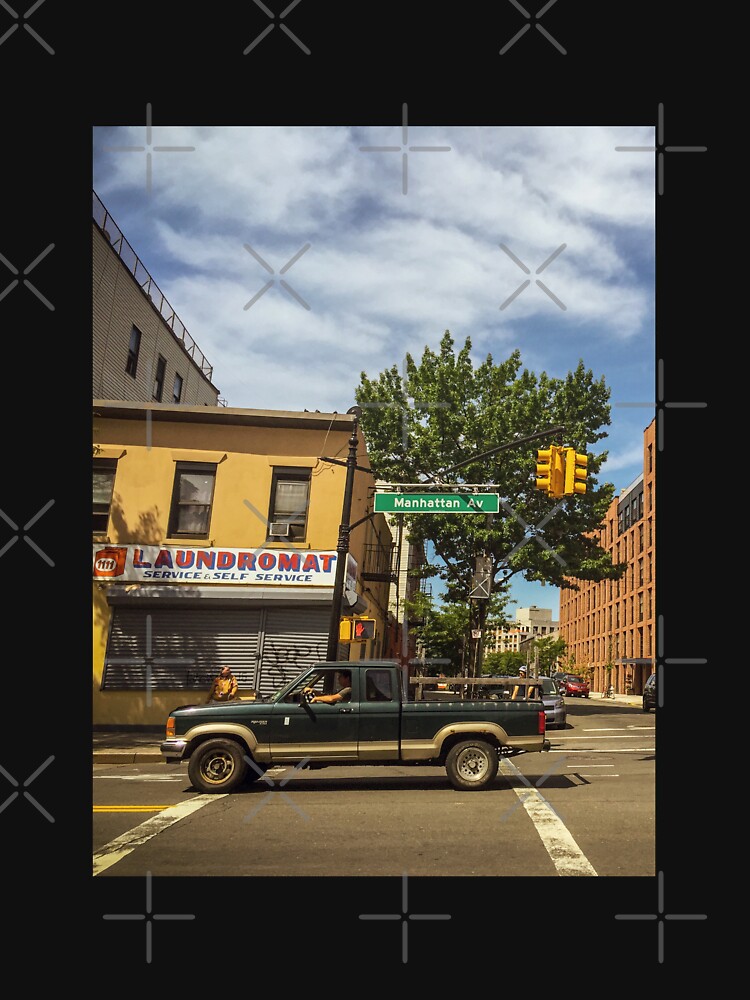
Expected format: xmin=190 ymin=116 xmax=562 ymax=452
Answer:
xmin=93 ymin=805 xmax=170 ymax=812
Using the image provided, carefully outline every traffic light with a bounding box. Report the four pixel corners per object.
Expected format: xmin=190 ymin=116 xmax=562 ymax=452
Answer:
xmin=339 ymin=620 xmax=354 ymax=642
xmin=537 ymin=445 xmax=565 ymax=498
xmin=535 ymin=448 xmax=552 ymax=493
xmin=351 ymin=618 xmax=376 ymax=642
xmin=563 ymin=448 xmax=588 ymax=496
xmin=550 ymin=445 xmax=565 ymax=498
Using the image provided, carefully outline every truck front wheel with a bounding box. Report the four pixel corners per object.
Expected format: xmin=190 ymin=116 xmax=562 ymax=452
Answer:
xmin=188 ymin=739 xmax=247 ymax=794
xmin=445 ymin=739 xmax=499 ymax=791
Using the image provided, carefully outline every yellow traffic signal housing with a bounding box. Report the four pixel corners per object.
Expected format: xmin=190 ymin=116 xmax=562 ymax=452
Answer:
xmin=351 ymin=618 xmax=376 ymax=642
xmin=563 ymin=448 xmax=588 ymax=495
xmin=339 ymin=620 xmax=353 ymax=642
xmin=549 ymin=445 xmax=565 ymax=498
xmin=535 ymin=448 xmax=552 ymax=493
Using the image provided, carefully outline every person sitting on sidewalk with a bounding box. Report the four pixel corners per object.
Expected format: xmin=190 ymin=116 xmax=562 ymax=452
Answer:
xmin=206 ymin=666 xmax=239 ymax=703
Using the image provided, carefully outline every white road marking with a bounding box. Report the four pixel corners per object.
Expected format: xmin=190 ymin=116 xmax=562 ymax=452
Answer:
xmin=564 ymin=764 xmax=613 ymax=768
xmin=557 ymin=733 xmax=653 ymax=739
xmin=499 ymin=759 xmax=597 ymax=876
xmin=92 ymin=794 xmax=221 ymax=875
xmin=547 ymin=748 xmax=654 ymax=753
xmin=93 ymin=774 xmax=186 ymax=780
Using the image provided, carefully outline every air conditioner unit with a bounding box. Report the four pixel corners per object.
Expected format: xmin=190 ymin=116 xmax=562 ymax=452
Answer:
xmin=269 ymin=521 xmax=291 ymax=537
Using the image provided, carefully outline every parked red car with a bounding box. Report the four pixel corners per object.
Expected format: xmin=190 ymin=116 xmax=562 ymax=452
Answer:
xmin=559 ymin=674 xmax=590 ymax=698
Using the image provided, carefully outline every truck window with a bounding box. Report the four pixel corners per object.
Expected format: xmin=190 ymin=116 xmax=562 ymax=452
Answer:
xmin=365 ymin=669 xmax=393 ymax=702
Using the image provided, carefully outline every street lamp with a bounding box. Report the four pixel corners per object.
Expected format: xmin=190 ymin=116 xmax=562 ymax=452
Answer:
xmin=326 ymin=407 xmax=361 ymax=661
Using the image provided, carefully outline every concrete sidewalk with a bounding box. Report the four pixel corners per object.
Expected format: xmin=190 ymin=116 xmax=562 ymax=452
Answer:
xmin=92 ymin=692 xmax=644 ymax=764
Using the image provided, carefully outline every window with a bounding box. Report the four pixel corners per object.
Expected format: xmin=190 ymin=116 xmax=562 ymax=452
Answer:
xmin=172 ymin=373 xmax=183 ymax=403
xmin=126 ymin=326 xmax=141 ymax=378
xmin=268 ymin=468 xmax=311 ymax=541
xmin=93 ymin=458 xmax=117 ymax=532
xmin=153 ymin=355 xmax=167 ymax=402
xmin=168 ymin=462 xmax=217 ymax=538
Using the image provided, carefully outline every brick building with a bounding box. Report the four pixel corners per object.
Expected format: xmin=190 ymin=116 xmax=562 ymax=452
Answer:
xmin=558 ymin=419 xmax=655 ymax=696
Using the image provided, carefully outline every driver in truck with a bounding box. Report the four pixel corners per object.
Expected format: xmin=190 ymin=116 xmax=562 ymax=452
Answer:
xmin=309 ymin=670 xmax=352 ymax=705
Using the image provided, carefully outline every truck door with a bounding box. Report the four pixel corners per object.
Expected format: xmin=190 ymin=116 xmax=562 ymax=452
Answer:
xmin=358 ymin=666 xmax=400 ymax=761
xmin=268 ymin=666 xmax=359 ymax=763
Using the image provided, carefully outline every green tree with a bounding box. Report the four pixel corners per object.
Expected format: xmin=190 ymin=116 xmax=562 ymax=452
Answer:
xmin=482 ymin=650 xmax=526 ymax=676
xmin=356 ymin=332 xmax=626 ymax=665
xmin=404 ymin=590 xmax=512 ymax=669
xmin=531 ymin=635 xmax=567 ymax=675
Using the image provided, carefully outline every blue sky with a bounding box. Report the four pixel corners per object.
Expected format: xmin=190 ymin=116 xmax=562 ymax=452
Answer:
xmin=92 ymin=123 xmax=655 ymax=619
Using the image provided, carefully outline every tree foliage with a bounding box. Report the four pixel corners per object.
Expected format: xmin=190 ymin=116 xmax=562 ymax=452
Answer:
xmin=356 ymin=331 xmax=625 ymax=606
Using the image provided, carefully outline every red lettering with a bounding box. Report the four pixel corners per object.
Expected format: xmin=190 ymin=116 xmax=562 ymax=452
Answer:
xmin=302 ymin=554 xmax=320 ymax=573
xmin=133 ymin=548 xmax=152 ymax=568
xmin=154 ymin=549 xmax=173 ymax=569
xmin=175 ymin=550 xmax=195 ymax=568
xmin=258 ymin=552 xmax=275 ymax=571
xmin=319 ymin=553 xmax=335 ymax=572
xmin=196 ymin=551 xmax=216 ymax=570
xmin=278 ymin=553 xmax=301 ymax=571
xmin=217 ymin=551 xmax=235 ymax=570
xmin=237 ymin=552 xmax=256 ymax=570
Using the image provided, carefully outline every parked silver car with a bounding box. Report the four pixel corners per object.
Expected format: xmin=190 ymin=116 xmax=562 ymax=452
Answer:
xmin=539 ymin=676 xmax=567 ymax=729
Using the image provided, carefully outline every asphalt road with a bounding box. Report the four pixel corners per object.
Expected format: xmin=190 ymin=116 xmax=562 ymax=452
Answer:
xmin=93 ymin=699 xmax=655 ymax=877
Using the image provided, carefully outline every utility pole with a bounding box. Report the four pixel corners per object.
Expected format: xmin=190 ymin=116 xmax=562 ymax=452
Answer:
xmin=326 ymin=407 xmax=361 ymax=661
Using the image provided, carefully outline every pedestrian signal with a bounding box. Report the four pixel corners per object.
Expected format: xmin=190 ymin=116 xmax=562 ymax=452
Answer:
xmin=563 ymin=448 xmax=588 ymax=495
xmin=351 ymin=618 xmax=376 ymax=641
xmin=339 ymin=620 xmax=354 ymax=642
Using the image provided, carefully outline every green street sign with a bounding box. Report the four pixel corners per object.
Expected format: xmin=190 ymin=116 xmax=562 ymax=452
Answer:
xmin=373 ymin=493 xmax=500 ymax=514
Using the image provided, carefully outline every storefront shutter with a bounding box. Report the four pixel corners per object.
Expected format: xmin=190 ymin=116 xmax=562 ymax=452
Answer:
xmin=103 ymin=606 xmax=262 ymax=690
xmin=257 ymin=607 xmax=329 ymax=697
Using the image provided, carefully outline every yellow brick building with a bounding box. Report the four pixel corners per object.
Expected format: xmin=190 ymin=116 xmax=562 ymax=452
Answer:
xmin=93 ymin=401 xmax=393 ymax=726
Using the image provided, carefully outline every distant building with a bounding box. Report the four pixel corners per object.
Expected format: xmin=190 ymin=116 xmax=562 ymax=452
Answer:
xmin=487 ymin=605 xmax=559 ymax=654
xmin=93 ymin=191 xmax=222 ymax=407
xmin=558 ymin=419 xmax=656 ymax=696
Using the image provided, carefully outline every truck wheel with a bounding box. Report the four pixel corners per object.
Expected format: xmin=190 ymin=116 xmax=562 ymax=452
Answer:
xmin=446 ymin=739 xmax=499 ymax=791
xmin=188 ymin=739 xmax=247 ymax=794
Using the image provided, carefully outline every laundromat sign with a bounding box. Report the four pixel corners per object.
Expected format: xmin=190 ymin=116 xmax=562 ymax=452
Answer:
xmin=92 ymin=545 xmax=357 ymax=588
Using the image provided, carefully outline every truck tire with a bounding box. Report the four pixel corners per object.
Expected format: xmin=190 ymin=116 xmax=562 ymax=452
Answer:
xmin=445 ymin=739 xmax=499 ymax=791
xmin=187 ymin=738 xmax=247 ymax=794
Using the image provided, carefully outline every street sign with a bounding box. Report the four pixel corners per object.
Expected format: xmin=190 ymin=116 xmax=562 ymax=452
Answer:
xmin=373 ymin=493 xmax=500 ymax=514
xmin=471 ymin=629 xmax=482 ymax=639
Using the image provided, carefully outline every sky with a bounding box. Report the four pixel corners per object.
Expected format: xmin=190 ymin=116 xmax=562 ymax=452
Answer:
xmin=92 ymin=123 xmax=655 ymax=619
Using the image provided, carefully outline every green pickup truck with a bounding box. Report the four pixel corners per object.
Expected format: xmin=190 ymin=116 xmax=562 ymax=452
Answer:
xmin=160 ymin=659 xmax=550 ymax=793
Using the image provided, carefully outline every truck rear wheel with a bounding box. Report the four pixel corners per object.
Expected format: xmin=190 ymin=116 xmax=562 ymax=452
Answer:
xmin=188 ymin=738 xmax=247 ymax=794
xmin=445 ymin=739 xmax=499 ymax=791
